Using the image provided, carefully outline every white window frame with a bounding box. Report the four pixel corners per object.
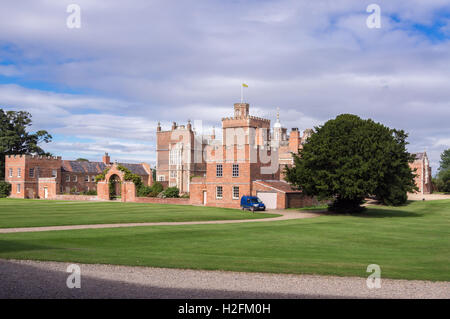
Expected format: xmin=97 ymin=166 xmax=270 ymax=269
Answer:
xmin=232 ymin=164 xmax=239 ymax=177
xmin=158 ymin=175 xmax=165 ymax=181
xmin=73 ymin=175 xmax=77 ymax=182
xmin=91 ymin=176 xmax=95 ymax=182
xmin=66 ymin=175 xmax=70 ymax=182
xmin=169 ymin=148 xmax=182 ymax=165
xmin=29 ymin=168 xmax=34 ymax=178
xmin=216 ymin=186 xmax=223 ymax=199
xmin=9 ymin=168 xmax=13 ymax=178
xmin=17 ymin=168 xmax=21 ymax=178
xmin=232 ymin=186 xmax=239 ymax=199
xmin=17 ymin=184 xmax=21 ymax=193
xmin=52 ymin=169 xmax=57 ymax=178
xmin=85 ymin=175 xmax=89 ymax=182
xmin=216 ymin=164 xmax=223 ymax=177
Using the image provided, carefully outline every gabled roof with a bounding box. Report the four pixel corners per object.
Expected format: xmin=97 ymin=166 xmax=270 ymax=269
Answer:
xmin=61 ymin=161 xmax=149 ymax=176
xmin=118 ymin=163 xmax=149 ymax=176
xmin=62 ymin=161 xmax=107 ymax=174
xmin=253 ymin=180 xmax=302 ymax=193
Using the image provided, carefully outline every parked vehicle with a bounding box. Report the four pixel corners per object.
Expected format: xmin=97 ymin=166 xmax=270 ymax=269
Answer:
xmin=240 ymin=195 xmax=266 ymax=211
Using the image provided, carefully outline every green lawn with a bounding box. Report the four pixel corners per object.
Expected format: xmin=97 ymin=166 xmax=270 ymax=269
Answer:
xmin=0 ymin=199 xmax=279 ymax=228
xmin=0 ymin=199 xmax=449 ymax=281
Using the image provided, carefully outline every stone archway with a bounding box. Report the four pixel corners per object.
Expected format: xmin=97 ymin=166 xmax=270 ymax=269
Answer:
xmin=97 ymin=164 xmax=136 ymax=202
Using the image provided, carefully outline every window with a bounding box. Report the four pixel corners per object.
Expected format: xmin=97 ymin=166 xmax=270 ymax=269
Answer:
xmin=158 ymin=175 xmax=165 ymax=181
xmin=232 ymin=164 xmax=239 ymax=177
xmin=66 ymin=175 xmax=70 ymax=182
xmin=170 ymin=171 xmax=176 ymax=178
xmin=29 ymin=168 xmax=34 ymax=178
xmin=73 ymin=175 xmax=77 ymax=182
xmin=17 ymin=168 xmax=21 ymax=178
xmin=85 ymin=175 xmax=89 ymax=182
xmin=36 ymin=167 xmax=40 ymax=178
xmin=17 ymin=184 xmax=21 ymax=193
xmin=9 ymin=168 xmax=13 ymax=178
xmin=169 ymin=148 xmax=182 ymax=165
xmin=216 ymin=186 xmax=223 ymax=199
xmin=52 ymin=170 xmax=57 ymax=177
xmin=233 ymin=186 xmax=239 ymax=199
xmin=216 ymin=164 xmax=223 ymax=177
xmin=91 ymin=176 xmax=95 ymax=182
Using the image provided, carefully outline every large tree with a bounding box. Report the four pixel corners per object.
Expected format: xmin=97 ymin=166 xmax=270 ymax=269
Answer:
xmin=0 ymin=109 xmax=52 ymax=179
xmin=285 ymin=114 xmax=417 ymax=212
xmin=438 ymin=149 xmax=450 ymax=172
xmin=435 ymin=149 xmax=450 ymax=193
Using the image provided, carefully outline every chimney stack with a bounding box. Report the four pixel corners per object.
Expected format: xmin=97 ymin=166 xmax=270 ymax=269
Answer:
xmin=102 ymin=152 xmax=111 ymax=165
xmin=289 ymin=128 xmax=301 ymax=153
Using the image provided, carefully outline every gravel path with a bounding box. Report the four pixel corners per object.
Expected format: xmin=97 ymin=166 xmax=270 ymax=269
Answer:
xmin=0 ymin=259 xmax=448 ymax=299
xmin=0 ymin=210 xmax=321 ymax=233
xmin=407 ymin=193 xmax=450 ymax=200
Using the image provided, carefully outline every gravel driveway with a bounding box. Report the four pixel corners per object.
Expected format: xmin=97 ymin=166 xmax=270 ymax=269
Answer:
xmin=0 ymin=259 xmax=448 ymax=299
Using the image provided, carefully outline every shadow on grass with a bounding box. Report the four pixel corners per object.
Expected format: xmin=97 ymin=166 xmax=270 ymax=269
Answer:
xmin=0 ymin=240 xmax=57 ymax=254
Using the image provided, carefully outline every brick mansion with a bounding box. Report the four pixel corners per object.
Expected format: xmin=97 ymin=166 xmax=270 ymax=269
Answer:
xmin=4 ymin=102 xmax=433 ymax=208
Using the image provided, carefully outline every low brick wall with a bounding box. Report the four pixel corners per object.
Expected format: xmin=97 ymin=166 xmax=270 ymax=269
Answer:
xmin=134 ymin=197 xmax=191 ymax=205
xmin=286 ymin=193 xmax=320 ymax=208
xmin=53 ymin=195 xmax=99 ymax=201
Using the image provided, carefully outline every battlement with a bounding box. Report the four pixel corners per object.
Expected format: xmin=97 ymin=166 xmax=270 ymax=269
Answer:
xmin=6 ymin=154 xmax=62 ymax=160
xmin=221 ymin=115 xmax=270 ymax=123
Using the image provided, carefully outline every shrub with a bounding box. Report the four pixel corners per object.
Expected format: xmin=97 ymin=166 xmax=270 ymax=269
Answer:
xmin=150 ymin=182 xmax=164 ymax=197
xmin=181 ymin=193 xmax=190 ymax=198
xmin=163 ymin=187 xmax=179 ymax=198
xmin=83 ymin=189 xmax=97 ymax=195
xmin=0 ymin=181 xmax=11 ymax=198
xmin=137 ymin=186 xmax=153 ymax=197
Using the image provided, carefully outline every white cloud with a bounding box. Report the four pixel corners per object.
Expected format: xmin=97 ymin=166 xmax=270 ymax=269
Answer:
xmin=0 ymin=0 xmax=448 ymax=170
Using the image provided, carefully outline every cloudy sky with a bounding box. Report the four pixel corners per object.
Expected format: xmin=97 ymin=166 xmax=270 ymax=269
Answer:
xmin=0 ymin=0 xmax=449 ymax=171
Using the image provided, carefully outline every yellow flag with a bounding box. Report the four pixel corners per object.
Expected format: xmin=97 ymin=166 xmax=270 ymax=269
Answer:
xmin=242 ymin=83 xmax=248 ymax=88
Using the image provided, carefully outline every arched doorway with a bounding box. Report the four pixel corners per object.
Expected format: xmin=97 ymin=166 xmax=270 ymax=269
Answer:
xmin=109 ymin=174 xmax=122 ymax=200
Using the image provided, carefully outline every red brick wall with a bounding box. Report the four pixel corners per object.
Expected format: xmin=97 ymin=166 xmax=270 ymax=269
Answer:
xmin=38 ymin=178 xmax=58 ymax=199
xmin=61 ymin=171 xmax=97 ymax=194
xmin=54 ymin=194 xmax=98 ymax=201
xmin=5 ymin=155 xmax=62 ymax=198
xmin=409 ymin=158 xmax=432 ymax=194
xmin=134 ymin=197 xmax=190 ymax=205
xmin=286 ymin=193 xmax=319 ymax=208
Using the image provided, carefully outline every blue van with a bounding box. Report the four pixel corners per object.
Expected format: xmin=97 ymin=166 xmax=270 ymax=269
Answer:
xmin=240 ymin=196 xmax=266 ymax=211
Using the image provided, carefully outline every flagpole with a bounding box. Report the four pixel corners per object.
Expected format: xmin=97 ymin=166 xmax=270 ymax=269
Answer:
xmin=241 ymin=83 xmax=243 ymax=103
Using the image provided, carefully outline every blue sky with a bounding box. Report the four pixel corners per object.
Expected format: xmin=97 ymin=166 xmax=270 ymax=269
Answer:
xmin=0 ymin=0 xmax=449 ymax=172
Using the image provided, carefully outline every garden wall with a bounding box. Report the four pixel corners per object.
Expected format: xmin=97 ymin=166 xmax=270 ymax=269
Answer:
xmin=53 ymin=194 xmax=99 ymax=201
xmin=134 ymin=197 xmax=190 ymax=205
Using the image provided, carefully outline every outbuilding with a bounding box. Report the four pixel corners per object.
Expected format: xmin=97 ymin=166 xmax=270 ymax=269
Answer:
xmin=252 ymin=180 xmax=319 ymax=209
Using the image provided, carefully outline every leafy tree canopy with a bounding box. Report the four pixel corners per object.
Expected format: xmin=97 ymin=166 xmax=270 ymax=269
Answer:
xmin=438 ymin=149 xmax=450 ymax=172
xmin=284 ymin=114 xmax=417 ymax=212
xmin=0 ymin=109 xmax=52 ymax=179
